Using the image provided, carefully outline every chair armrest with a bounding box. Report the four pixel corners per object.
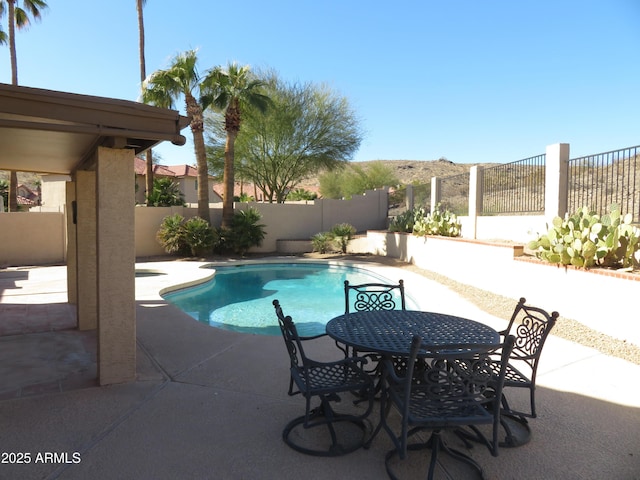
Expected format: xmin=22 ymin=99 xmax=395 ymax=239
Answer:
xmin=305 ymin=355 xmax=368 ymax=370
xmin=299 ymin=332 xmax=328 ymax=341
xmin=380 ymin=358 xmax=407 ymax=386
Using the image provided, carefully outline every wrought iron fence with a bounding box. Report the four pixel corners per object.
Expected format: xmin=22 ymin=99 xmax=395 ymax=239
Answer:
xmin=481 ymin=154 xmax=546 ymax=215
xmin=439 ymin=172 xmax=469 ymax=215
xmin=567 ymin=145 xmax=640 ymax=223
xmin=411 ymin=183 xmax=431 ymax=210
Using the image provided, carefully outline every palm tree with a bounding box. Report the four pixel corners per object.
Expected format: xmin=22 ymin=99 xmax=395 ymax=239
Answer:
xmin=1 ymin=0 xmax=48 ymax=212
xmin=202 ymin=63 xmax=270 ymax=227
xmin=142 ymin=50 xmax=210 ymax=222
xmin=136 ymin=0 xmax=154 ymax=205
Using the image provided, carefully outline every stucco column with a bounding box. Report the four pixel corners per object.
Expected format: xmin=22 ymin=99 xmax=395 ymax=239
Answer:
xmin=405 ymin=184 xmax=414 ymax=212
xmin=65 ymin=180 xmax=77 ymax=306
xmin=468 ymin=166 xmax=483 ymax=240
xmin=430 ymin=177 xmax=441 ymax=213
xmin=96 ymin=146 xmax=136 ymax=385
xmin=75 ymin=170 xmax=97 ymax=330
xmin=545 ymin=143 xmax=570 ymax=220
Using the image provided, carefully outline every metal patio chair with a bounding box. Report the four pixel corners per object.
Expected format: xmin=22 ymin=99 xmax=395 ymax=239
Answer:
xmin=338 ymin=279 xmax=406 ymax=359
xmin=379 ymin=335 xmax=515 ymax=480
xmin=272 ymin=299 xmax=375 ymax=456
xmin=494 ymin=297 xmax=559 ymax=419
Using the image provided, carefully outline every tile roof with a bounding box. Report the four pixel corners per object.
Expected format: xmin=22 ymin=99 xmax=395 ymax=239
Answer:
xmin=17 ymin=184 xmax=39 ymax=205
xmin=134 ymin=157 xmax=205 ymax=178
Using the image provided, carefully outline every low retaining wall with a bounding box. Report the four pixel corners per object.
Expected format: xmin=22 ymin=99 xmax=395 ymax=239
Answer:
xmin=359 ymin=231 xmax=639 ymax=347
xmin=276 ymin=239 xmax=312 ymax=254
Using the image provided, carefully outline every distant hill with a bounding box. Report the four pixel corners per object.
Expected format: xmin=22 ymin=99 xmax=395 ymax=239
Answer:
xmin=298 ymin=159 xmax=491 ymax=191
xmin=1 ymin=159 xmax=489 ymax=193
xmin=0 ymin=171 xmax=41 ymax=188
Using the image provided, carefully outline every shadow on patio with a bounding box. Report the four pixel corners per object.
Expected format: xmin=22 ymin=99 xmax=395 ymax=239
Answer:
xmin=0 ymin=262 xmax=639 ymax=479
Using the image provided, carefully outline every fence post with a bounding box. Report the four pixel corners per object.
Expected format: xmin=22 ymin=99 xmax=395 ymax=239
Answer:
xmin=545 ymin=143 xmax=570 ymax=220
xmin=430 ymin=177 xmax=441 ymax=213
xmin=405 ymin=184 xmax=414 ymax=212
xmin=467 ymin=166 xmax=483 ymax=239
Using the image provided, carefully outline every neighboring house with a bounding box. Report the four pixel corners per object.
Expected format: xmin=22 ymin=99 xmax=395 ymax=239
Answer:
xmin=18 ymin=184 xmax=40 ymax=206
xmin=212 ymin=181 xmax=263 ymax=202
xmin=211 ymin=182 xmax=321 ymax=202
xmin=134 ymin=157 xmax=222 ymax=205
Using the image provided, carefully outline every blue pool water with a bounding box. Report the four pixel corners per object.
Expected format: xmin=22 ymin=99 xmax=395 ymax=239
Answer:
xmin=162 ymin=262 xmax=417 ymax=336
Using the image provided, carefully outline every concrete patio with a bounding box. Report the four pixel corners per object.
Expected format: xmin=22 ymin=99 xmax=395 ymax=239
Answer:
xmin=1 ymin=259 xmax=639 ymax=479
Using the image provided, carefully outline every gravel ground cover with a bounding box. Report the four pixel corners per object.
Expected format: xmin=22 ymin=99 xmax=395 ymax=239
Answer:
xmin=300 ymin=253 xmax=640 ymax=366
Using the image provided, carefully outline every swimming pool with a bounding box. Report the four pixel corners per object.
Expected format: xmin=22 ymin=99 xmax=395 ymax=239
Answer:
xmin=162 ymin=262 xmax=417 ymax=336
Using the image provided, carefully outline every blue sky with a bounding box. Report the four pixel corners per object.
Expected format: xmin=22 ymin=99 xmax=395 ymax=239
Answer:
xmin=1 ymin=0 xmax=638 ymax=166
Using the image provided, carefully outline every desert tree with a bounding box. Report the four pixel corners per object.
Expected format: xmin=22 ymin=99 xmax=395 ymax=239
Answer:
xmin=206 ymin=71 xmax=362 ymax=203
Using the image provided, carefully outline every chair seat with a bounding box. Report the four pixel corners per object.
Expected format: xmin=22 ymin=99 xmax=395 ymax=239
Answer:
xmin=389 ymin=385 xmax=494 ymax=426
xmin=489 ymin=360 xmax=530 ymax=386
xmin=294 ymin=362 xmax=372 ymax=394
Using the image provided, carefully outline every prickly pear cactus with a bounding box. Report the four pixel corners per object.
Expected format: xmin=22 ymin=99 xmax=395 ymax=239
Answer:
xmin=413 ymin=203 xmax=462 ymax=238
xmin=528 ymin=204 xmax=640 ymax=269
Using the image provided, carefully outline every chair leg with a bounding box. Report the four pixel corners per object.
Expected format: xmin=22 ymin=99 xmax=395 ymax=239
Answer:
xmin=529 ymin=387 xmax=537 ymax=418
xmin=283 ymin=398 xmax=370 ymax=457
xmin=385 ymin=430 xmax=485 ymax=480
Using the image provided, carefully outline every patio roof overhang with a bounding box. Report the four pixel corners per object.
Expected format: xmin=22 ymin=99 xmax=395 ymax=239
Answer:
xmin=0 ymin=83 xmax=190 ymax=175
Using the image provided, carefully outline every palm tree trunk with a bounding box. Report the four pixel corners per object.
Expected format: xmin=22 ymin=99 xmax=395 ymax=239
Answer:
xmin=8 ymin=0 xmax=18 ymax=85
xmin=222 ymin=131 xmax=237 ymax=227
xmin=137 ymin=0 xmax=154 ymax=204
xmin=184 ymin=93 xmax=210 ymax=222
xmin=144 ymin=150 xmax=154 ymax=204
xmin=8 ymin=1 xmax=19 ymax=211
xmin=193 ymin=128 xmax=210 ymax=222
xmin=9 ymin=170 xmax=18 ymax=212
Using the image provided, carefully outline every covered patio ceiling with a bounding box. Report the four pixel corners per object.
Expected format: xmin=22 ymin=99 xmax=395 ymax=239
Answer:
xmin=0 ymin=83 xmax=190 ymax=175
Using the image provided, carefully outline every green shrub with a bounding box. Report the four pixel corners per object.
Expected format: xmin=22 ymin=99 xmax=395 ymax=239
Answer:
xmin=156 ymin=214 xmax=189 ymax=255
xmin=330 ymin=223 xmax=356 ymax=253
xmin=413 ymin=204 xmax=461 ymax=237
xmin=147 ymin=177 xmax=185 ymax=207
xmin=288 ymin=188 xmax=318 ymax=201
xmin=214 ymin=207 xmax=266 ymax=256
xmin=157 ymin=214 xmax=214 ymax=257
xmin=527 ymin=204 xmax=640 ymax=269
xmin=182 ymin=217 xmax=214 ymax=256
xmin=235 ymin=192 xmax=255 ymax=202
xmin=311 ymin=232 xmax=333 ymax=254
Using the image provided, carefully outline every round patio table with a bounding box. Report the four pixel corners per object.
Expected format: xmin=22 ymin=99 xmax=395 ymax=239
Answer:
xmin=326 ymin=309 xmax=530 ymax=448
xmin=325 ymin=310 xmax=500 ymax=355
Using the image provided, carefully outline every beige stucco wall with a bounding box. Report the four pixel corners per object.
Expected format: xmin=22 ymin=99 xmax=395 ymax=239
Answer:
xmin=235 ymin=188 xmax=389 ymax=252
xmin=462 ymin=215 xmax=548 ymax=244
xmin=135 ymin=206 xmax=194 ymax=257
xmin=0 ymin=212 xmax=66 ymax=266
xmin=40 ymin=175 xmax=71 ymax=211
xmin=2 ymin=188 xmax=557 ymax=265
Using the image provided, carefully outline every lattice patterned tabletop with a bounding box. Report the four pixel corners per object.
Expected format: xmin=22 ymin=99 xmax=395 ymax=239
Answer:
xmin=326 ymin=310 xmax=499 ymax=356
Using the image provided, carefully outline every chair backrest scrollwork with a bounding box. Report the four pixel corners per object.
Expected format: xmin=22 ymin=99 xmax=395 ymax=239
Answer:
xmin=344 ymin=279 xmax=406 ymax=313
xmin=505 ymin=297 xmax=559 ymax=369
